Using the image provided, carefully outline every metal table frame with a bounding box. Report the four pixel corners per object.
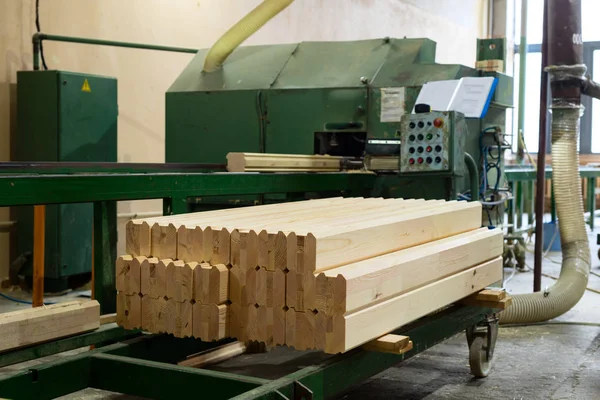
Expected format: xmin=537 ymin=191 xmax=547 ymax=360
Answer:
xmin=0 ymin=168 xmax=499 ymax=399
xmin=505 ymin=166 xmax=600 ymax=233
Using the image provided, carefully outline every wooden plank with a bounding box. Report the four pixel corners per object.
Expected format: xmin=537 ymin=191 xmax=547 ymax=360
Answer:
xmin=100 ymin=313 xmax=117 ymax=325
xmin=141 ymin=295 xmax=168 ymax=333
xmin=151 ymin=223 xmax=177 ymax=260
xmin=116 ymin=255 xmax=144 ymax=296
xmin=285 ymin=309 xmax=296 ymax=348
xmin=165 ymin=260 xmax=194 ymax=302
xmin=319 ymin=228 xmax=503 ymax=314
xmin=126 ymin=221 xmax=151 ymax=257
xmin=0 ymin=300 xmax=99 ymax=352
xmin=471 ymin=289 xmax=507 ymax=302
xmin=325 ymin=257 xmax=502 ymax=354
xmin=193 ymin=303 xmax=229 ymax=341
xmin=226 ymin=152 xmax=342 ymax=172
xmin=115 ymin=255 xmax=133 ymax=293
xmin=461 ymin=295 xmax=512 ymax=309
xmin=273 ymin=307 xmax=286 ymax=346
xmin=165 ymin=299 xmax=192 ymax=338
xmin=116 ymin=293 xmax=141 ymax=330
xmin=139 ymin=257 xmax=162 ymax=298
xmin=365 ymin=156 xmax=399 ymax=171
xmin=204 ymin=227 xmax=231 ymax=265
xmin=228 ymin=303 xmax=247 ymax=342
xmin=361 ymin=334 xmax=412 ymax=354
xmin=308 ymin=201 xmax=482 ymax=273
xmin=177 ymin=225 xmax=204 ymax=262
xmin=178 ymin=341 xmax=246 ymax=368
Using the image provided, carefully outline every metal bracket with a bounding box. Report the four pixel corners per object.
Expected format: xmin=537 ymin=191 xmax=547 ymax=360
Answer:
xmin=294 ymin=381 xmax=313 ymax=400
xmin=466 ymin=314 xmax=499 ymax=360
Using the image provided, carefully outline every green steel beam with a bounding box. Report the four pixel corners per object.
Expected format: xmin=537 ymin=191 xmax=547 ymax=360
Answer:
xmin=0 ymin=306 xmax=493 ymax=400
xmin=0 ymin=324 xmax=138 ymax=369
xmin=0 ymin=162 xmax=224 ymax=174
xmin=94 ymin=201 xmax=118 ymax=313
xmin=90 ymin=353 xmax=268 ymax=400
xmin=0 ymin=173 xmax=376 ymax=207
xmin=505 ymin=166 xmax=600 ymax=181
xmin=232 ymin=306 xmax=493 ymax=399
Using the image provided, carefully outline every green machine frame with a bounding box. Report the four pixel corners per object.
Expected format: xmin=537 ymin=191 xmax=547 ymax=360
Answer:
xmin=0 ymin=169 xmax=502 ymax=399
xmin=0 ymin=36 xmax=509 ymax=399
xmin=15 ymin=70 xmax=118 ymax=291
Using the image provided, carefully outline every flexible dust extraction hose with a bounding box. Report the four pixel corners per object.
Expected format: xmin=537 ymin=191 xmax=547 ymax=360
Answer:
xmin=500 ymin=105 xmax=590 ymax=323
xmin=203 ymin=0 xmax=295 ymax=73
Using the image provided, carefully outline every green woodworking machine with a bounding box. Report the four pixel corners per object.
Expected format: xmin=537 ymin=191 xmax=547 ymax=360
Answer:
xmin=0 ymin=35 xmax=512 ymax=399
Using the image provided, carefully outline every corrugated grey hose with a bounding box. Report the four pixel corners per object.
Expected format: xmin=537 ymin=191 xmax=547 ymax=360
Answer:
xmin=500 ymin=106 xmax=590 ymax=323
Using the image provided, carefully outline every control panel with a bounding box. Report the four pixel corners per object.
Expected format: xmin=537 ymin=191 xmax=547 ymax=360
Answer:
xmin=399 ymin=111 xmax=466 ymax=174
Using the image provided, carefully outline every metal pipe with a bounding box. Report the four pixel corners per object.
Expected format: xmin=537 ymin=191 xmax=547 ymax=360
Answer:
xmin=464 ymin=152 xmax=480 ymax=201
xmin=502 ymin=0 xmax=590 ymax=324
xmin=32 ymin=205 xmax=45 ymax=307
xmin=517 ymin=0 xmax=528 ymax=164
xmin=533 ymin=0 xmax=549 ymax=293
xmin=32 ymin=33 xmax=198 ymax=71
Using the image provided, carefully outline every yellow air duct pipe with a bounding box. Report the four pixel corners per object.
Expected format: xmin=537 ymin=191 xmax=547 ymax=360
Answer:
xmin=203 ymin=0 xmax=295 ymax=73
xmin=500 ymin=103 xmax=590 ymax=323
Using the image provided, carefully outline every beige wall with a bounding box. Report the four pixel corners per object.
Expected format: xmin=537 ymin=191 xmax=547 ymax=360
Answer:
xmin=0 ymin=0 xmax=488 ymax=277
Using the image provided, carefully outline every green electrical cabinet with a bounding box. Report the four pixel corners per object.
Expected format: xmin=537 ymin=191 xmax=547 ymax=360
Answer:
xmin=16 ymin=71 xmax=117 ymax=291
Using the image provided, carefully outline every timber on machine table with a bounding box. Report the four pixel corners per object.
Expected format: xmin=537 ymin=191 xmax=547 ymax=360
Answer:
xmin=0 ymin=167 xmax=506 ymax=399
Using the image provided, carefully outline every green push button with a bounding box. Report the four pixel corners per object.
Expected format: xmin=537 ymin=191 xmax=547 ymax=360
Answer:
xmin=426 ymin=133 xmax=433 ymax=140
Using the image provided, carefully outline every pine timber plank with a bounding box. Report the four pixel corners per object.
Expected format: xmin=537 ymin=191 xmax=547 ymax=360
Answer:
xmin=285 ymin=309 xmax=296 ymax=348
xmin=362 ymin=334 xmax=413 ymax=354
xmin=288 ymin=200 xmax=467 ymax=311
xmin=273 ymin=307 xmax=286 ymax=346
xmin=116 ymin=293 xmax=141 ymax=330
xmin=210 ymin=264 xmax=229 ymax=304
xmin=318 ymin=228 xmax=503 ymax=314
xmin=125 ymin=221 xmax=151 ymax=257
xmin=139 ymin=257 xmax=162 ymax=298
xmin=141 ymin=295 xmax=167 ymax=333
xmin=0 ymin=300 xmax=100 ymax=352
xmin=229 ymin=198 xmax=394 ymax=270
xmin=226 ymin=152 xmax=342 ymax=172
xmin=165 ymin=299 xmax=192 ymax=338
xmin=165 ymin=260 xmax=194 ymax=302
xmin=134 ymin=198 xmax=346 ymax=259
xmin=115 ymin=255 xmax=133 ymax=293
xmin=461 ymin=295 xmax=512 ymax=309
xmin=471 ymin=289 xmax=507 ymax=302
xmin=325 ymin=256 xmax=503 ymax=354
xmin=151 ymin=223 xmax=178 ymax=259
xmin=177 ymin=225 xmax=203 ymax=263
xmin=117 ymin=256 xmax=144 ymax=296
xmin=309 ymin=201 xmax=482 ymax=273
xmin=228 ymin=303 xmax=248 ymax=342
xmin=177 ymin=341 xmax=246 ymax=368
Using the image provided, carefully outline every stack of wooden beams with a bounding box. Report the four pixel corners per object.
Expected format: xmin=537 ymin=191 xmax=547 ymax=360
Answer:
xmin=118 ymin=197 xmax=503 ymax=354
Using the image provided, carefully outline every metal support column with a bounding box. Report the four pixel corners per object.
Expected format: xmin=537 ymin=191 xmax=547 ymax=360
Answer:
xmin=93 ymin=201 xmax=117 ymax=314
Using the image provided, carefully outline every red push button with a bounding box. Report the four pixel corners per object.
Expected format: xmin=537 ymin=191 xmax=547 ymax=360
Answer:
xmin=433 ymin=118 xmax=444 ymax=128
xmin=426 ymin=146 xmax=432 ymax=153
xmin=417 ymin=157 xmax=424 ymax=164
xmin=409 ymin=158 xmax=415 ymax=165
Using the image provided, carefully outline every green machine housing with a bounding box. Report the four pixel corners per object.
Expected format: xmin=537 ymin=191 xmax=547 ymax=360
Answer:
xmin=16 ymin=71 xmax=117 ymax=291
xmin=166 ymin=37 xmax=512 ymax=212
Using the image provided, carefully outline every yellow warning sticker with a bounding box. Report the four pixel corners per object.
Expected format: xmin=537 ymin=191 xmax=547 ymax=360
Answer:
xmin=81 ymin=79 xmax=92 ymax=93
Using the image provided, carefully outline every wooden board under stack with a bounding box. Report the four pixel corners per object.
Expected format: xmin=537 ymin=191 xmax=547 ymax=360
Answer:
xmin=118 ymin=197 xmax=504 ymax=354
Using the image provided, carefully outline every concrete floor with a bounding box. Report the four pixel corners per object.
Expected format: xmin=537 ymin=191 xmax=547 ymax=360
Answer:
xmin=2 ymin=227 xmax=600 ymax=399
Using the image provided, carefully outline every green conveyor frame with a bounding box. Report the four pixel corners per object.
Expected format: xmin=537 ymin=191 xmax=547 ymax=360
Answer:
xmin=0 ymin=169 xmax=502 ymax=399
